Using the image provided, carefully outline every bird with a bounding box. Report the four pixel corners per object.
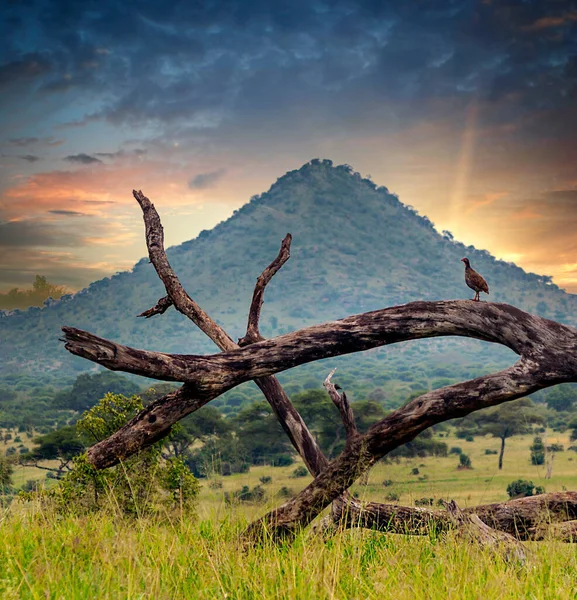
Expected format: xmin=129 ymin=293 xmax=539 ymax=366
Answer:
xmin=461 ymin=258 xmax=489 ymax=302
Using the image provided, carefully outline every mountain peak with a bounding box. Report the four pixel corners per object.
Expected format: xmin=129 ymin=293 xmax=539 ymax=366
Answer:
xmin=0 ymin=160 xmax=574 ymax=382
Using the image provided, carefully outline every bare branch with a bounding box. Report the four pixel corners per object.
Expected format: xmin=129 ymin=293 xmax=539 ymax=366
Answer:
xmin=133 ymin=189 xmax=236 ymax=351
xmin=239 ymin=233 xmax=292 ymax=346
xmin=132 ymin=192 xmax=326 ymax=474
xmin=324 ymin=369 xmax=357 ymax=439
xmin=138 ymin=295 xmax=173 ymax=318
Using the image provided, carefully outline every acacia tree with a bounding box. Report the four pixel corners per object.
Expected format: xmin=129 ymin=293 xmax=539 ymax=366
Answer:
xmin=61 ymin=191 xmax=577 ymax=544
xmin=462 ymin=399 xmax=544 ymax=470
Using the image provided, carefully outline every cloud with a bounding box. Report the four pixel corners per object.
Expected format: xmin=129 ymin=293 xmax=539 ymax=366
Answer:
xmin=48 ymin=210 xmax=88 ymax=216
xmin=188 ymin=169 xmax=226 ymax=189
xmin=64 ymin=153 xmax=102 ymax=165
xmin=18 ymin=154 xmax=40 ymax=162
xmin=7 ymin=137 xmax=63 ymax=147
xmin=0 ymin=218 xmax=83 ymax=248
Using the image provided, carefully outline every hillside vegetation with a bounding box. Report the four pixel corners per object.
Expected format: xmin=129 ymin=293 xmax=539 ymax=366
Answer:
xmin=1 ymin=159 xmax=576 ymax=413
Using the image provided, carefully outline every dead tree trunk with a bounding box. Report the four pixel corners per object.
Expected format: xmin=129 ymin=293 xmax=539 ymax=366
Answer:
xmin=61 ymin=190 xmax=577 ymax=542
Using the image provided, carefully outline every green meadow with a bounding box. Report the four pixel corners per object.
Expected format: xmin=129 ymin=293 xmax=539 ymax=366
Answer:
xmin=1 ymin=429 xmax=577 ymax=599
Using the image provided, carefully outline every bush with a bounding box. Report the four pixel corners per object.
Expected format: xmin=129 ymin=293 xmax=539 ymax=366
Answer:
xmin=224 ymin=485 xmax=266 ymax=504
xmin=547 ymin=444 xmax=564 ymax=452
xmin=484 ymin=449 xmax=498 ymax=455
xmin=449 ymin=447 xmax=463 ymax=455
xmin=290 ymin=466 xmax=308 ymax=478
xmin=415 ymin=497 xmax=434 ymax=506
xmin=382 ymin=479 xmax=393 ymax=487
xmin=385 ymin=492 xmax=399 ymax=502
xmin=272 ymin=454 xmax=294 ymax=467
xmin=278 ymin=486 xmax=293 ymax=498
xmin=19 ymin=393 xmax=200 ymax=519
xmin=507 ymin=479 xmax=545 ymax=498
xmin=259 ymin=476 xmax=272 ymax=485
xmin=208 ymin=479 xmax=223 ymax=489
xmin=411 ymin=468 xmax=419 ymax=475
xmin=530 ymin=437 xmax=545 ymax=465
xmin=458 ymin=453 xmax=472 ymax=469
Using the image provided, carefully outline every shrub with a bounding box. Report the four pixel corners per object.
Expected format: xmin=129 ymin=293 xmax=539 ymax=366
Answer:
xmin=530 ymin=437 xmax=545 ymax=465
xmin=385 ymin=492 xmax=399 ymax=502
xmin=19 ymin=393 xmax=200 ymax=519
xmin=290 ymin=466 xmax=308 ymax=478
xmin=411 ymin=468 xmax=419 ymax=475
xmin=458 ymin=453 xmax=472 ymax=469
xmin=208 ymin=479 xmax=223 ymax=489
xmin=415 ymin=497 xmax=434 ymax=506
xmin=507 ymin=479 xmax=545 ymax=498
xmin=224 ymin=485 xmax=266 ymax=504
xmin=382 ymin=479 xmax=393 ymax=487
xmin=278 ymin=486 xmax=293 ymax=498
xmin=449 ymin=447 xmax=463 ymax=455
xmin=259 ymin=476 xmax=272 ymax=485
xmin=484 ymin=449 xmax=498 ymax=455
xmin=547 ymin=444 xmax=564 ymax=452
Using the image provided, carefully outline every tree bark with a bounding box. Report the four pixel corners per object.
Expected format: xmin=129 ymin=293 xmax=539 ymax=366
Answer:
xmin=499 ymin=436 xmax=505 ymax=470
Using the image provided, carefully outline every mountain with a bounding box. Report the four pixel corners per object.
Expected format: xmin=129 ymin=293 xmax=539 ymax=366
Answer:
xmin=1 ymin=159 xmax=575 ymax=407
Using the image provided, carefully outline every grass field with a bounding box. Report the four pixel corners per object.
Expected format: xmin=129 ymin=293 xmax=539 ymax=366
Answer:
xmin=1 ymin=429 xmax=577 ymax=599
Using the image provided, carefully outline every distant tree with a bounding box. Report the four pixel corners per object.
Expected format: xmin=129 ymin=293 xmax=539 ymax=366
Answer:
xmin=165 ymin=405 xmax=231 ymax=458
xmin=0 ymin=275 xmax=68 ymax=310
xmin=53 ymin=372 xmax=141 ymax=412
xmin=545 ymin=385 xmax=576 ymax=412
xmin=293 ymin=390 xmax=387 ymax=457
xmin=0 ymin=456 xmax=14 ymax=488
xmin=24 ymin=425 xmax=85 ymax=478
xmin=569 ymin=419 xmax=577 ymax=442
xmin=463 ymin=399 xmax=544 ymax=470
xmin=232 ymin=402 xmax=295 ymax=465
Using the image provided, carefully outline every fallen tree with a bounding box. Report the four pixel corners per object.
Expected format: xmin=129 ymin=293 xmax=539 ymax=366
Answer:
xmin=62 ymin=190 xmax=577 ymax=543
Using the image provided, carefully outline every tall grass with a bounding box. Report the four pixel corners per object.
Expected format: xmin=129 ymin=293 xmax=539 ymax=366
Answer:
xmin=1 ymin=501 xmax=577 ymax=599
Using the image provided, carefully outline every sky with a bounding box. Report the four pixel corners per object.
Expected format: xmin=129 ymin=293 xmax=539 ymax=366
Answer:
xmin=1 ymin=0 xmax=576 ymax=294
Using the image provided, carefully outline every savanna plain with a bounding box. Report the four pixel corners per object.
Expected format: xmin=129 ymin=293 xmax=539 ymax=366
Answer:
xmin=1 ymin=428 xmax=576 ymax=600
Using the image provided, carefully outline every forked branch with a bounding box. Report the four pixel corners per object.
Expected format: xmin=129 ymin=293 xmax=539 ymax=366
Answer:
xmin=239 ymin=233 xmax=292 ymax=346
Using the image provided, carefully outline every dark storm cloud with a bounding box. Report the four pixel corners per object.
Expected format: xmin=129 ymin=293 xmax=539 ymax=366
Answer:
xmin=1 ymin=0 xmax=576 ymax=146
xmin=64 ymin=153 xmax=102 ymax=164
xmin=188 ymin=169 xmax=226 ymax=190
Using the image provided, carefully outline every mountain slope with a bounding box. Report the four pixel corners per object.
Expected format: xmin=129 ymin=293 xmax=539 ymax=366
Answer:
xmin=1 ymin=159 xmax=575 ymax=394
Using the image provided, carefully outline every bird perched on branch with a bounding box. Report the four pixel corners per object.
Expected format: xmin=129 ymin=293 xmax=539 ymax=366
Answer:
xmin=461 ymin=258 xmax=489 ymax=302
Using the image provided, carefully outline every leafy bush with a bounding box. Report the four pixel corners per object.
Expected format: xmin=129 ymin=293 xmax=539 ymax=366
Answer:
xmin=484 ymin=449 xmax=498 ymax=455
xmin=530 ymin=437 xmax=545 ymax=465
xmin=19 ymin=393 xmax=199 ymax=519
xmin=382 ymin=479 xmax=393 ymax=487
xmin=277 ymin=486 xmax=293 ymax=498
xmin=385 ymin=492 xmax=399 ymax=502
xmin=290 ymin=466 xmax=308 ymax=478
xmin=411 ymin=468 xmax=419 ymax=475
xmin=224 ymin=485 xmax=266 ymax=504
xmin=259 ymin=476 xmax=272 ymax=485
xmin=458 ymin=454 xmax=472 ymax=469
xmin=507 ymin=479 xmax=545 ymax=498
xmin=415 ymin=497 xmax=434 ymax=506
xmin=449 ymin=447 xmax=463 ymax=455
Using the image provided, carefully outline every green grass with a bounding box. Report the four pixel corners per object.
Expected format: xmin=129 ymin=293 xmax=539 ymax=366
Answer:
xmin=2 ymin=429 xmax=577 ymax=598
